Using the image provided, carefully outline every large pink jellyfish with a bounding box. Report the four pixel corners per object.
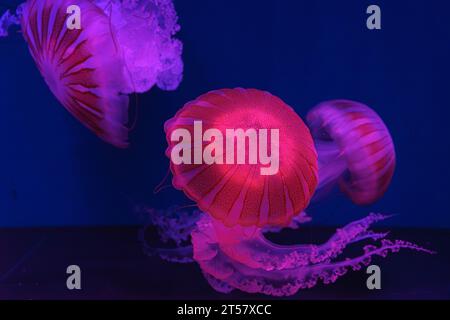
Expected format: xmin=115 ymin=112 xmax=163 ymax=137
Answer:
xmin=307 ymin=100 xmax=396 ymax=204
xmin=141 ymin=91 xmax=432 ymax=297
xmin=164 ymin=88 xmax=318 ymax=227
xmin=0 ymin=0 xmax=183 ymax=147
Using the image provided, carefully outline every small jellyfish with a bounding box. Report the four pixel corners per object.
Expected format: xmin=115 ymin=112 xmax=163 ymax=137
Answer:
xmin=142 ymin=91 xmax=432 ymax=297
xmin=164 ymin=88 xmax=318 ymax=227
xmin=306 ymin=100 xmax=396 ymax=204
xmin=0 ymin=0 xmax=183 ymax=147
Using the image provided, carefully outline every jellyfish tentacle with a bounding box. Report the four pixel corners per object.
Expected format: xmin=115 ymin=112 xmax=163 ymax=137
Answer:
xmin=144 ymin=246 xmax=194 ymax=263
xmin=142 ymin=207 xmax=201 ymax=244
xmin=202 ymin=272 xmax=235 ymax=294
xmin=347 ymin=230 xmax=390 ymax=243
xmin=263 ymin=211 xmax=312 ymax=233
xmin=141 ymin=208 xmax=317 ymax=266
xmin=0 ymin=4 xmax=23 ymax=37
xmin=139 ymin=206 xmax=201 ymax=263
xmin=92 ymin=0 xmax=183 ymax=93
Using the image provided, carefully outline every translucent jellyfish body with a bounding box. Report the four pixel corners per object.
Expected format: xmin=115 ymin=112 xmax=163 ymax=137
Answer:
xmin=93 ymin=0 xmax=183 ymax=92
xmin=0 ymin=0 xmax=183 ymax=147
xmin=164 ymin=88 xmax=318 ymax=227
xmin=307 ymin=100 xmax=396 ymax=204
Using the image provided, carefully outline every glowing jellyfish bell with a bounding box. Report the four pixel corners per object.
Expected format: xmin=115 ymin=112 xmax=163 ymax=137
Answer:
xmin=0 ymin=0 xmax=183 ymax=147
xmin=164 ymin=88 xmax=318 ymax=227
xmin=307 ymin=100 xmax=396 ymax=204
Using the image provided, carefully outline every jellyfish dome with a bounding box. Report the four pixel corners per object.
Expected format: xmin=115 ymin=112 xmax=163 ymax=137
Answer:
xmin=164 ymin=88 xmax=318 ymax=227
xmin=307 ymin=100 xmax=396 ymax=205
xmin=0 ymin=0 xmax=183 ymax=147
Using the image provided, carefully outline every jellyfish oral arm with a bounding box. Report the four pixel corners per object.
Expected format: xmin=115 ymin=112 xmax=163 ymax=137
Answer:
xmin=192 ymin=213 xmax=434 ymax=296
xmin=315 ymin=139 xmax=347 ymax=190
xmin=142 ymin=204 xmax=434 ymax=297
xmin=139 ymin=207 xmax=201 ymax=263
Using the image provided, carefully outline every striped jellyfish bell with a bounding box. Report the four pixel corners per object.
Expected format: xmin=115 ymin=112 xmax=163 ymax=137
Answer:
xmin=165 ymin=88 xmax=318 ymax=227
xmin=306 ymin=99 xmax=396 ymax=205
xmin=21 ymin=0 xmax=133 ymax=147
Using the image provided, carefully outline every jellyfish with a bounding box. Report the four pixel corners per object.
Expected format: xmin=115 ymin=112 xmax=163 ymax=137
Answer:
xmin=140 ymin=89 xmax=432 ymax=297
xmin=0 ymin=0 xmax=183 ymax=147
xmin=164 ymin=88 xmax=318 ymax=227
xmin=307 ymin=100 xmax=396 ymax=204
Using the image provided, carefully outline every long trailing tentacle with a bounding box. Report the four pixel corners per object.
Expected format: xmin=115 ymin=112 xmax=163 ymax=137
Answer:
xmin=139 ymin=206 xmax=201 ymax=263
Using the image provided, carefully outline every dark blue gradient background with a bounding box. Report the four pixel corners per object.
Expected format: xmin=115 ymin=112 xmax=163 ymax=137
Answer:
xmin=1 ymin=0 xmax=449 ymax=228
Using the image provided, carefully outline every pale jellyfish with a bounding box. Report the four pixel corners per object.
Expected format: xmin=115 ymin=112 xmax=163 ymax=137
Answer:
xmin=307 ymin=100 xmax=396 ymax=204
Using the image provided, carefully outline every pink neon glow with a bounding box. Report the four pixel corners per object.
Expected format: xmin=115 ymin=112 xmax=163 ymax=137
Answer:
xmin=164 ymin=88 xmax=318 ymax=227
